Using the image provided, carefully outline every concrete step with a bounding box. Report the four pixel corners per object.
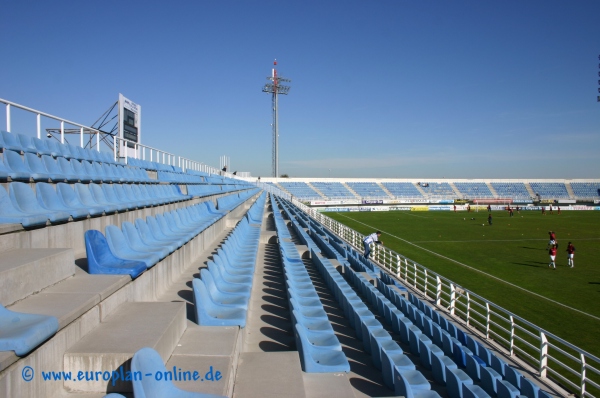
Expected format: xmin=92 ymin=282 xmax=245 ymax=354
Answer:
xmin=63 ymin=301 xmax=186 ymax=393
xmin=167 ymin=325 xmax=242 ymax=397
xmin=0 ymin=248 xmax=74 ymax=306
xmin=233 ymin=352 xmax=306 ymax=398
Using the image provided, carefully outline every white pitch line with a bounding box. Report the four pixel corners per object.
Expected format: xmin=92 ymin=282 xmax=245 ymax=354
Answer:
xmin=338 ymin=213 xmax=600 ymax=322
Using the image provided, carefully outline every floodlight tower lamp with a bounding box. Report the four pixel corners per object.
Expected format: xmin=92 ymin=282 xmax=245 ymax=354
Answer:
xmin=262 ymin=59 xmax=291 ymax=177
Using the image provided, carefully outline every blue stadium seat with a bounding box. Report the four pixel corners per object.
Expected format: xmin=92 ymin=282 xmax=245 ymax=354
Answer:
xmin=88 ymin=183 xmax=130 ymax=212
xmin=0 ymin=184 xmax=48 ymax=227
xmin=294 ymin=323 xmax=349 ymax=373
xmin=75 ymin=183 xmax=118 ymax=214
xmin=17 ymin=134 xmax=39 ymax=154
xmin=497 ymin=379 xmax=521 ymax=398
xmin=431 ymin=353 xmax=457 ymax=385
xmin=199 ymin=269 xmax=248 ymax=309
xmin=381 ymin=346 xmax=417 ymax=389
xmin=57 ymin=183 xmax=105 ymax=217
xmin=480 ymin=366 xmax=503 ymax=396
xmin=463 ymin=384 xmax=492 ymax=398
xmin=2 ymin=150 xmax=35 ymax=181
xmin=192 ymin=278 xmax=247 ymax=327
xmin=84 ymin=230 xmax=146 ymax=278
xmin=0 ymin=131 xmax=24 ymax=152
xmin=393 ymin=368 xmax=433 ymax=397
xmin=9 ymin=182 xmax=70 ymax=223
xmin=36 ymin=182 xmax=88 ymax=220
xmin=41 ymin=155 xmax=77 ymax=182
xmin=446 ymin=367 xmax=474 ymax=398
xmin=0 ymin=304 xmax=59 ymax=356
xmin=131 ymin=347 xmax=226 ymax=398
xmin=24 ymin=153 xmax=63 ymax=182
xmin=519 ymin=378 xmax=541 ymax=398
xmin=105 ymin=225 xmax=161 ymax=268
xmin=121 ymin=221 xmax=171 ymax=260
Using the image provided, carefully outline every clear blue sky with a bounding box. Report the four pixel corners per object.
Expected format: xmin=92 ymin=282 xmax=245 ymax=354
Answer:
xmin=2 ymin=0 xmax=599 ymax=178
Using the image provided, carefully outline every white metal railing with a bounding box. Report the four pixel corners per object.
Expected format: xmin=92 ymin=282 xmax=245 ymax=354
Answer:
xmin=1 ymin=97 xmax=230 ymax=177
xmin=2 ymin=97 xmax=101 ymax=149
xmin=258 ymin=186 xmax=599 ymax=397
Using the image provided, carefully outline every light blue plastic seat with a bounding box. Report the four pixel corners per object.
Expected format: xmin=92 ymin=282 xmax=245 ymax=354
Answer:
xmin=497 ymin=380 xmax=521 ymax=398
xmin=105 ymin=225 xmax=160 ymax=268
xmin=89 ymin=183 xmax=129 ymax=212
xmin=453 ymin=341 xmax=473 ymax=368
xmin=446 ymin=367 xmax=474 ymax=398
xmin=57 ymin=183 xmax=104 ymax=217
xmin=292 ymin=310 xmax=335 ymax=334
xmin=17 ymin=134 xmax=38 ymax=154
xmin=520 ymin=378 xmax=541 ymax=398
xmin=491 ymin=354 xmax=507 ymax=377
xmin=81 ymin=160 xmax=103 ymax=183
xmin=114 ymin=184 xmax=145 ymax=208
xmin=431 ymin=353 xmax=457 ymax=385
xmin=480 ymin=366 xmax=503 ymax=396
xmin=504 ymin=366 xmax=523 ymax=390
xmin=368 ymin=328 xmax=394 ymax=369
xmin=69 ymin=159 xmax=93 ymax=183
xmin=84 ymin=230 xmax=147 ymax=278
xmin=56 ymin=157 xmax=81 ymax=182
xmin=206 ymin=261 xmax=252 ymax=294
xmin=0 ymin=184 xmax=48 ymax=227
xmin=121 ymin=221 xmax=171 ymax=259
xmin=465 ymin=353 xmax=486 ymax=381
xmin=24 ymin=153 xmax=62 ymax=182
xmin=192 ymin=278 xmax=247 ymax=327
xmin=2 ymin=150 xmax=34 ymax=181
xmin=419 ymin=335 xmax=444 ymax=370
xmin=1 ymin=131 xmax=24 ymax=152
xmin=42 ymin=155 xmax=77 ymax=182
xmin=9 ymin=182 xmax=70 ymax=223
xmin=131 ymin=347 xmax=226 ymax=398
xmin=75 ymin=183 xmax=118 ymax=214
xmin=463 ymin=383 xmax=492 ymax=398
xmin=200 ymin=269 xmax=248 ymax=308
xmin=134 ymin=218 xmax=179 ymax=253
xmin=36 ymin=182 xmax=88 ymax=219
xmin=0 ymin=304 xmax=59 ymax=356
xmin=294 ymin=323 xmax=349 ymax=373
xmin=408 ymin=325 xmax=423 ymax=355
xmin=381 ymin=346 xmax=416 ymax=389
xmin=295 ymin=323 xmax=342 ymax=351
xmin=393 ymin=369 xmax=432 ymax=397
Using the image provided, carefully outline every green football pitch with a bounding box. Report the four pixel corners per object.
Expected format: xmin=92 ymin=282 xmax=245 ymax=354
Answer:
xmin=323 ymin=209 xmax=600 ymax=358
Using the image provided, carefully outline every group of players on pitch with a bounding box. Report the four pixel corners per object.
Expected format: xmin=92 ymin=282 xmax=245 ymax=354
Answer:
xmin=547 ymin=231 xmax=576 ymax=269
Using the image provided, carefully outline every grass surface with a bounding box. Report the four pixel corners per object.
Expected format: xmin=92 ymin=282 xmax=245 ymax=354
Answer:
xmin=324 ymin=209 xmax=600 ymax=358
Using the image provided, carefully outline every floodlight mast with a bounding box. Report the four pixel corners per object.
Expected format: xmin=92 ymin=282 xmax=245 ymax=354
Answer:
xmin=262 ymin=60 xmax=291 ymax=177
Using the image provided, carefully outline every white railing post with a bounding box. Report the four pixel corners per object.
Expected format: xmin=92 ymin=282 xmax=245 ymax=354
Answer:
xmin=509 ymin=315 xmax=515 ymax=356
xmin=36 ymin=113 xmax=41 ymax=138
xmin=580 ymin=353 xmax=586 ymax=398
xmin=540 ymin=331 xmax=548 ymax=378
xmin=436 ymin=275 xmax=442 ymax=306
xmin=424 ymin=268 xmax=429 ymax=297
xmin=486 ymin=302 xmax=491 ymax=339
xmin=466 ymin=292 xmax=471 ymax=326
xmin=396 ymin=255 xmax=401 ymax=279
xmin=60 ymin=120 xmax=64 ymax=143
xmin=450 ymin=284 xmax=456 ymax=315
xmin=96 ymin=129 xmax=100 ymax=151
xmin=5 ymin=103 xmax=11 ymax=132
xmin=80 ymin=126 xmax=84 ymax=147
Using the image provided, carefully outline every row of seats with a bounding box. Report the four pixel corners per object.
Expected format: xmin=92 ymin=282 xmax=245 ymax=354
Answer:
xmin=310 ymin=182 xmax=356 ymax=200
xmin=346 ymin=182 xmax=389 ymax=198
xmin=0 ymin=130 xmax=118 ymax=165
xmin=0 ymin=182 xmax=189 ymax=228
xmin=192 ymin=193 xmax=266 ymax=327
xmin=280 ymin=197 xmax=553 ymax=398
xmin=0 ymin=150 xmax=152 ymax=184
xmin=85 ymin=200 xmax=226 ymax=278
xmin=157 ymin=170 xmax=204 ymax=184
xmin=271 ymin=197 xmax=350 ymax=373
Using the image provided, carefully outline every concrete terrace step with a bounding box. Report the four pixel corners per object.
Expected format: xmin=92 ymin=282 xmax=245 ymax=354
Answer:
xmin=167 ymin=326 xmax=242 ymax=397
xmin=233 ymin=352 xmax=306 ymax=398
xmin=63 ymin=301 xmax=186 ymax=393
xmin=0 ymin=248 xmax=74 ymax=306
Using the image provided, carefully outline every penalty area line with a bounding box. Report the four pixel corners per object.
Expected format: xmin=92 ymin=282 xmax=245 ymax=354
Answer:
xmin=337 ymin=213 xmax=600 ymax=322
